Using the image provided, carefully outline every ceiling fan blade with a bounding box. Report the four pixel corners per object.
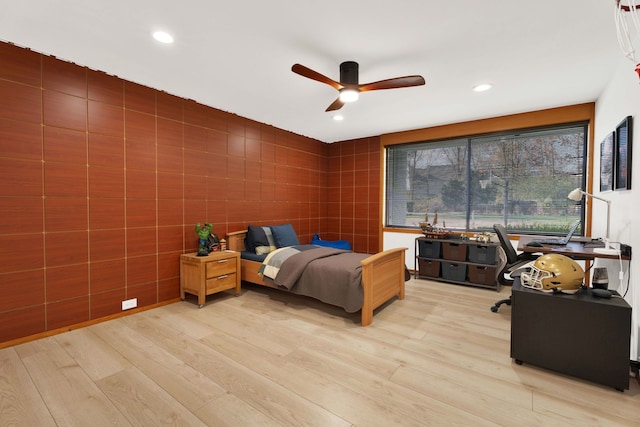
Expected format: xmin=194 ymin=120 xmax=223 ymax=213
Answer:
xmin=325 ymin=97 xmax=345 ymax=112
xmin=358 ymin=75 xmax=426 ymax=92
xmin=292 ymin=64 xmax=343 ymax=90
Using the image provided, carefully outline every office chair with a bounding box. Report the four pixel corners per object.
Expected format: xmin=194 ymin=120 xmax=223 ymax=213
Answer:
xmin=490 ymin=223 xmax=539 ymax=313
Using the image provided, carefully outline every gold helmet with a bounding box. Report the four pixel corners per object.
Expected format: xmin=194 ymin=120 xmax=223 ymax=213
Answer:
xmin=520 ymin=253 xmax=584 ymax=293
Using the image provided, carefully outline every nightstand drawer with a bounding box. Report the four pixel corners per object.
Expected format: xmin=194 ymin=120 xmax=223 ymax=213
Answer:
xmin=206 ymin=273 xmax=237 ymax=293
xmin=206 ymin=257 xmax=236 ymax=277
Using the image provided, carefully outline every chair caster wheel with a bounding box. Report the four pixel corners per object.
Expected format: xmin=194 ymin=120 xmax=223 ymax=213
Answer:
xmin=490 ymin=306 xmax=498 ymax=313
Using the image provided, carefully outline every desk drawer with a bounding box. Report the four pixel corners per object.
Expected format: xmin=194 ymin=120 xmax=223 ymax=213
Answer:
xmin=206 ymin=257 xmax=236 ymax=277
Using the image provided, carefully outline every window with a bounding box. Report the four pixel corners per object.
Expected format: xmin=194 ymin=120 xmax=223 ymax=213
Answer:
xmin=385 ymin=123 xmax=588 ymax=235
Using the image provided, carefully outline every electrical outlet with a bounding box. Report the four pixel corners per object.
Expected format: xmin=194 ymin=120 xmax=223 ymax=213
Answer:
xmin=121 ymin=298 xmax=137 ymax=310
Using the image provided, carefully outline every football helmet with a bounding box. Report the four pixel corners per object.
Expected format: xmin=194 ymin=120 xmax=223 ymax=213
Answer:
xmin=520 ymin=253 xmax=584 ymax=293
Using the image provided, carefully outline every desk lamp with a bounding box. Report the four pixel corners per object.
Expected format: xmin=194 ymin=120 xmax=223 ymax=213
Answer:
xmin=567 ymin=188 xmax=620 ymax=255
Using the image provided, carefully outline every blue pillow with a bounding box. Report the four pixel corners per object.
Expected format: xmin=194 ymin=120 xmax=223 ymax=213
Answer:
xmin=270 ymin=223 xmax=300 ymax=248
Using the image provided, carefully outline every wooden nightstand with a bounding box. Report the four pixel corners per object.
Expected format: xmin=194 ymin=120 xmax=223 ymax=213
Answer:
xmin=180 ymin=251 xmax=241 ymax=307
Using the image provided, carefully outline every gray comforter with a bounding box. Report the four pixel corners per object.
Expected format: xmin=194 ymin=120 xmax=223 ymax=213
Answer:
xmin=260 ymin=246 xmax=369 ymax=313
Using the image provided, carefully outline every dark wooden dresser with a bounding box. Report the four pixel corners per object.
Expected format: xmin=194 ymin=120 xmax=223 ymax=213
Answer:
xmin=511 ymin=278 xmax=631 ymax=391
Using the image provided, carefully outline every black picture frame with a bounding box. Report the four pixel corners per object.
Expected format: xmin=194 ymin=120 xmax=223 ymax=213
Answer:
xmin=600 ymin=132 xmax=614 ymax=192
xmin=614 ymin=115 xmax=633 ymax=190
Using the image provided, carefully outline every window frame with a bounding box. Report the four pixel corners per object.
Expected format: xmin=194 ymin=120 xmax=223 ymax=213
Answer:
xmin=380 ymin=103 xmax=596 ymax=238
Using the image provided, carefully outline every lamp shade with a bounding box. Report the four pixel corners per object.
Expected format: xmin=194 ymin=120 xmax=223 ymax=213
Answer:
xmin=566 ymin=188 xmax=618 ymax=255
xmin=567 ymin=188 xmax=584 ymax=201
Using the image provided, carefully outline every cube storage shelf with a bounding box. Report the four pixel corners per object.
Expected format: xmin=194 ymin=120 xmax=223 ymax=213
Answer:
xmin=415 ymin=236 xmax=501 ymax=291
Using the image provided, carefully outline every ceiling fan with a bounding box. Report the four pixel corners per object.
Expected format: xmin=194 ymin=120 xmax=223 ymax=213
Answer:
xmin=291 ymin=61 xmax=426 ymax=112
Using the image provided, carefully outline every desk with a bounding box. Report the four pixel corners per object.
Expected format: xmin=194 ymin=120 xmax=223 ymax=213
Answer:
xmin=511 ymin=278 xmax=631 ymax=390
xmin=518 ymin=236 xmax=630 ymax=261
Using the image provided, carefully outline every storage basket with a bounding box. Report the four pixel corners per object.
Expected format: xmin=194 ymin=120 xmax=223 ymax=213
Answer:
xmin=467 ymin=244 xmax=497 ymax=264
xmin=417 ymin=239 xmax=441 ymax=258
xmin=442 ymin=242 xmax=467 ymax=261
xmin=418 ymin=258 xmax=440 ymax=278
xmin=441 ymin=261 xmax=467 ymax=282
xmin=467 ymin=265 xmax=497 ymax=286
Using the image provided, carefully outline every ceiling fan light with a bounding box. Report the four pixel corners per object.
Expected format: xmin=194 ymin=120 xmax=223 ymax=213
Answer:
xmin=339 ymin=88 xmax=359 ymax=103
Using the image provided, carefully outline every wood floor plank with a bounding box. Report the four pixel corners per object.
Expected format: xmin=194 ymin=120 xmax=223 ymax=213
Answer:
xmin=182 ymin=301 xmax=305 ymax=357
xmin=1 ymin=278 xmax=638 ymax=426
xmin=96 ymin=367 xmax=207 ymax=426
xmin=285 ymin=345 xmax=499 ymax=426
xmin=126 ymin=312 xmax=351 ymax=426
xmin=90 ymin=319 xmax=227 ymax=413
xmin=13 ymin=337 xmax=131 ymax=426
xmin=194 ymin=393 xmax=284 ymax=427
xmin=54 ymin=327 xmax=131 ymax=381
xmin=391 ymin=364 xmax=573 ymax=426
xmin=143 ymin=302 xmax=226 ymax=340
xmin=0 ymin=347 xmax=56 ymax=426
xmin=199 ymin=322 xmax=493 ymax=427
xmin=532 ymin=387 xmax=640 ymax=426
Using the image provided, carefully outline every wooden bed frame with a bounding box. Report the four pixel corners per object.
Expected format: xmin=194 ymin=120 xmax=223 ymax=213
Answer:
xmin=227 ymin=230 xmax=407 ymax=326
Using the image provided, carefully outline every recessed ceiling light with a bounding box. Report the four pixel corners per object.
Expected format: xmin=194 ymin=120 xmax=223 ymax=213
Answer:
xmin=333 ymin=115 xmax=344 ymax=121
xmin=472 ymin=83 xmax=493 ymax=92
xmin=153 ymin=31 xmax=174 ymax=44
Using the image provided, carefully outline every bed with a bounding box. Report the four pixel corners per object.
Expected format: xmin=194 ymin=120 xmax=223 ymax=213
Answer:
xmin=227 ymin=225 xmax=407 ymax=326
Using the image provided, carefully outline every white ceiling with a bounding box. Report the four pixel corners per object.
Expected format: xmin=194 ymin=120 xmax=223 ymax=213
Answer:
xmin=0 ymin=0 xmax=625 ymax=143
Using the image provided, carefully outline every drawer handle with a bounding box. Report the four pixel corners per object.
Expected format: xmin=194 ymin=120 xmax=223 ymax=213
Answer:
xmin=217 ymin=259 xmax=229 ymax=264
xmin=217 ymin=275 xmax=228 ymax=279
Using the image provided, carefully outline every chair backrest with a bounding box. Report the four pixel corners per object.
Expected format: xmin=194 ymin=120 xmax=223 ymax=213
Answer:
xmin=493 ymin=223 xmax=519 ymax=264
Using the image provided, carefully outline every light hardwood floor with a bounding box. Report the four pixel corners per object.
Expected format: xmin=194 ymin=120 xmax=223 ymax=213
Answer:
xmin=1 ymin=278 xmax=639 ymax=426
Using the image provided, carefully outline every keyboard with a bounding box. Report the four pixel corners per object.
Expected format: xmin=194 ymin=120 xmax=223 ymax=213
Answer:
xmin=531 ymin=238 xmax=567 ymax=245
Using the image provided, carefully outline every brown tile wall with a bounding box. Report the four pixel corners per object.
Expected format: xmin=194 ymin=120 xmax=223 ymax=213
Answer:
xmin=326 ymin=138 xmax=381 ymax=254
xmin=0 ymin=41 xmax=380 ymax=344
